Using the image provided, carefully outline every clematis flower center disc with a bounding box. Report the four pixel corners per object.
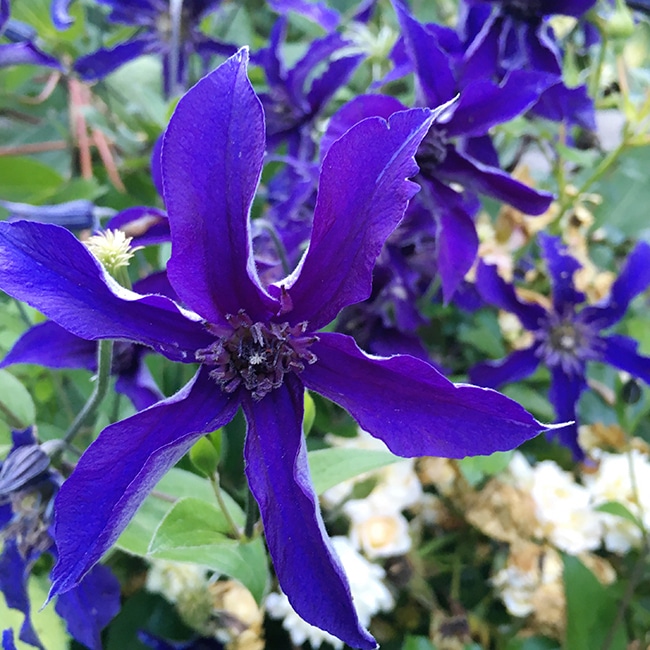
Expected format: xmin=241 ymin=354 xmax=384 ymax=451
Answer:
xmin=537 ymin=315 xmax=598 ymax=375
xmin=196 ymin=311 xmax=318 ymax=400
xmin=503 ymin=0 xmax=545 ymax=21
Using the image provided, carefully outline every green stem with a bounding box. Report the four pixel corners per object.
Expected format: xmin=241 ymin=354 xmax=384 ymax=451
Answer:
xmin=209 ymin=473 xmax=242 ymax=541
xmin=63 ymin=340 xmax=114 ymax=444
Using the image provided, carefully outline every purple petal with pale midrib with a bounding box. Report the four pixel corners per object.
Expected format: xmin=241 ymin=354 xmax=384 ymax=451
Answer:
xmin=597 ymin=334 xmax=650 ymax=384
xmin=1 ymin=321 xmax=96 ymax=371
xmin=548 ymin=366 xmax=586 ymax=460
xmin=303 ymin=332 xmax=546 ymax=458
xmin=50 ymin=369 xmax=239 ymax=597
xmin=163 ymin=48 xmax=278 ymax=324
xmin=242 ymin=377 xmax=376 ymax=650
xmin=0 ymin=221 xmax=212 ymax=362
xmin=538 ymin=233 xmax=584 ymax=312
xmin=280 ymin=107 xmax=434 ymax=330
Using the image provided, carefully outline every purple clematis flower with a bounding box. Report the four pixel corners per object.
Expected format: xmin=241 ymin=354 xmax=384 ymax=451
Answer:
xmin=0 ymin=0 xmax=61 ymax=69
xmin=0 ymin=428 xmax=121 ymax=649
xmin=470 ymin=233 xmax=650 ymax=459
xmin=0 ymin=50 xmax=552 ymax=648
xmin=74 ymin=0 xmax=237 ymax=96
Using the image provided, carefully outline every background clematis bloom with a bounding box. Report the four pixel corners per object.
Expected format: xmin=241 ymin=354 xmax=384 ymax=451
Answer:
xmin=0 ymin=49 xmax=554 ymax=649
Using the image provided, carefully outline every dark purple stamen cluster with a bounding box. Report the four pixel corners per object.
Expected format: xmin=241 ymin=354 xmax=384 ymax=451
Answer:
xmin=196 ymin=311 xmax=318 ymax=400
xmin=504 ymin=0 xmax=545 ymax=21
xmin=536 ymin=314 xmax=599 ymax=375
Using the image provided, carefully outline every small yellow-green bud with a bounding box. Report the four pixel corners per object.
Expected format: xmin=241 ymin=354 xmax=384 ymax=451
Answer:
xmin=208 ymin=427 xmax=223 ymax=459
xmin=303 ymin=391 xmax=316 ymax=435
xmin=602 ymin=0 xmax=635 ymax=40
xmin=189 ymin=436 xmax=220 ymax=477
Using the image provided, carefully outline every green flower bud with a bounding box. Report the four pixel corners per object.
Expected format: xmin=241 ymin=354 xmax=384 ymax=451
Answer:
xmin=189 ymin=435 xmax=220 ymax=477
xmin=303 ymin=391 xmax=316 ymax=435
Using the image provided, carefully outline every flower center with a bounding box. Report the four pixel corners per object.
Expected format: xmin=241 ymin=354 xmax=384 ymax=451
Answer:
xmin=196 ymin=311 xmax=318 ymax=401
xmin=537 ymin=314 xmax=598 ymax=375
xmin=503 ymin=0 xmax=544 ymax=21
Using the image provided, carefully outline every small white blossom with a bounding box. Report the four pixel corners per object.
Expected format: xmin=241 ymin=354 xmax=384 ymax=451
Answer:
xmin=146 ymin=559 xmax=209 ymax=604
xmin=265 ymin=537 xmax=394 ymax=648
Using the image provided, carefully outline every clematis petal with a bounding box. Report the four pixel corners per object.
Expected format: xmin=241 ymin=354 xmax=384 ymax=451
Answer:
xmin=163 ymin=48 xmax=278 ymax=324
xmin=281 ymin=107 xmax=435 ymax=330
xmin=0 ymin=221 xmax=212 ymax=362
xmin=303 ymin=332 xmax=546 ymax=457
xmin=548 ymin=367 xmax=586 ymax=459
xmin=0 ymin=42 xmax=61 ymax=70
xmin=106 ymin=207 xmax=170 ymax=247
xmin=114 ymin=353 xmax=164 ymax=411
xmin=74 ymin=36 xmax=159 ymax=80
xmin=50 ymin=368 xmax=240 ymax=597
xmin=439 ymin=148 xmax=554 ymax=215
xmin=51 ymin=0 xmax=74 ymax=29
xmin=2 ymin=629 xmax=17 ymax=650
xmin=242 ymin=376 xmax=376 ymax=650
xmin=470 ymin=346 xmax=542 ymax=388
xmin=55 ymin=564 xmax=121 ymax=650
xmin=582 ymin=240 xmax=650 ymax=329
xmin=475 ymin=261 xmax=547 ymax=331
xmin=538 ymin=233 xmax=585 ymax=312
xmin=597 ymin=335 xmax=650 ymax=384
xmin=269 ymin=0 xmax=340 ymax=30
xmin=2 ymin=321 xmax=96 ymax=371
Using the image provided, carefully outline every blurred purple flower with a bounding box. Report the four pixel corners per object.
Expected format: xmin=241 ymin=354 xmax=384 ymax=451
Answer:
xmin=0 ymin=50 xmax=551 ymax=648
xmin=471 ymin=233 xmax=650 ymax=459
xmin=0 ymin=428 xmax=120 ymax=649
xmin=74 ymin=0 xmax=237 ymax=96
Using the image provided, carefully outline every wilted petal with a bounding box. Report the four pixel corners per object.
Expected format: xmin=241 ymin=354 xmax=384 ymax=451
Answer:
xmin=475 ymin=262 xmax=547 ymax=331
xmin=74 ymin=36 xmax=159 ymax=80
xmin=281 ymin=107 xmax=434 ymax=330
xmin=439 ymin=148 xmax=553 ymax=215
xmin=55 ymin=564 xmax=121 ymax=650
xmin=582 ymin=240 xmax=650 ymax=329
xmin=242 ymin=377 xmax=376 ymax=649
xmin=0 ymin=221 xmax=212 ymax=362
xmin=538 ymin=233 xmax=585 ymax=312
xmin=597 ymin=334 xmax=650 ymax=384
xmin=548 ymin=367 xmax=586 ymax=459
xmin=2 ymin=321 xmax=96 ymax=371
xmin=303 ymin=332 xmax=546 ymax=457
xmin=50 ymin=369 xmax=240 ymax=596
xmin=470 ymin=346 xmax=542 ymax=388
xmin=163 ymin=48 xmax=278 ymax=324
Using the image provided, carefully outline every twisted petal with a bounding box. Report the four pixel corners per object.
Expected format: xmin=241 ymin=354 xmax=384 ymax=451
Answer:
xmin=242 ymin=377 xmax=376 ymax=649
xmin=74 ymin=36 xmax=159 ymax=80
xmin=303 ymin=333 xmax=546 ymax=457
xmin=163 ymin=48 xmax=278 ymax=324
xmin=470 ymin=345 xmax=542 ymax=388
xmin=582 ymin=240 xmax=650 ymax=329
xmin=51 ymin=0 xmax=74 ymax=29
xmin=548 ymin=367 xmax=586 ymax=460
xmin=281 ymin=107 xmax=434 ymax=330
xmin=475 ymin=261 xmax=547 ymax=331
xmin=0 ymin=221 xmax=212 ymax=362
xmin=55 ymin=564 xmax=121 ymax=650
xmin=439 ymin=148 xmax=553 ymax=215
xmin=2 ymin=321 xmax=96 ymax=371
xmin=597 ymin=334 xmax=650 ymax=384
xmin=50 ymin=369 xmax=240 ymax=597
xmin=538 ymin=233 xmax=585 ymax=312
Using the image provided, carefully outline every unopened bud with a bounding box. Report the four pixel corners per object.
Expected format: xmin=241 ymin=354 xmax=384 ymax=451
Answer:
xmin=190 ymin=436 xmax=220 ymax=477
xmin=303 ymin=391 xmax=315 ymax=435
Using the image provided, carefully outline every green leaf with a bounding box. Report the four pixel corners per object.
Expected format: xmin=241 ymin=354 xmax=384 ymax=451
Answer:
xmin=0 ymin=370 xmax=35 ymax=429
xmin=0 ymin=572 xmax=69 ymax=649
xmin=0 ymin=158 xmax=63 ymax=203
xmin=402 ymin=636 xmax=434 ymax=650
xmin=459 ymin=450 xmax=514 ymax=487
xmin=308 ymin=447 xmax=401 ymax=495
xmin=563 ymin=554 xmax=626 ymax=650
xmin=594 ymin=501 xmax=643 ymax=528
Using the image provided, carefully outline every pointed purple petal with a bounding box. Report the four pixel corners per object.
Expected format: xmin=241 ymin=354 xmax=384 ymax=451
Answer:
xmin=281 ymin=107 xmax=434 ymax=330
xmin=470 ymin=346 xmax=541 ymax=388
xmin=548 ymin=367 xmax=586 ymax=459
xmin=268 ymin=0 xmax=340 ymax=30
xmin=475 ymin=261 xmax=547 ymax=331
xmin=51 ymin=0 xmax=74 ymax=29
xmin=50 ymin=369 xmax=239 ymax=596
xmin=1 ymin=321 xmax=96 ymax=371
xmin=163 ymin=48 xmax=278 ymax=324
xmin=55 ymin=564 xmax=121 ymax=650
xmin=538 ymin=233 xmax=585 ymax=312
xmin=2 ymin=629 xmax=17 ymax=650
xmin=0 ymin=221 xmax=211 ymax=362
xmin=597 ymin=335 xmax=650 ymax=384
xmin=74 ymin=36 xmax=159 ymax=80
xmin=439 ymin=148 xmax=554 ymax=215
xmin=582 ymin=240 xmax=650 ymax=329
xmin=242 ymin=377 xmax=375 ymax=649
xmin=0 ymin=42 xmax=61 ymax=70
xmin=303 ymin=332 xmax=546 ymax=457
xmin=114 ymin=354 xmax=164 ymax=411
